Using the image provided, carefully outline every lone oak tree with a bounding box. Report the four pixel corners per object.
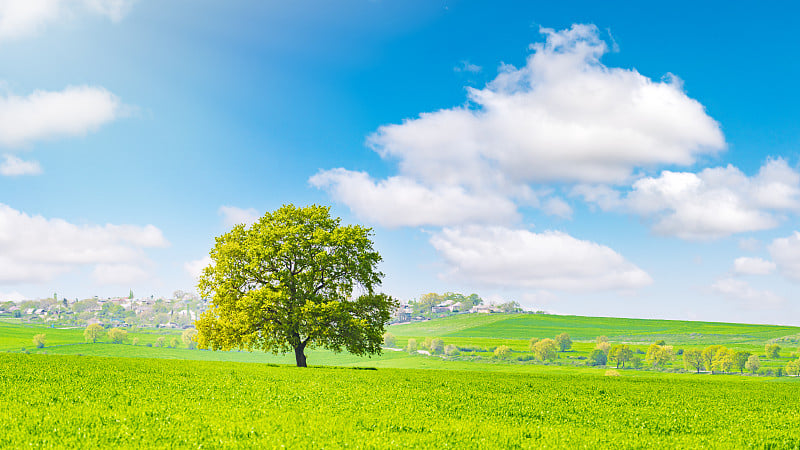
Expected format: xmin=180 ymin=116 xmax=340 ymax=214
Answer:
xmin=195 ymin=204 xmax=397 ymax=367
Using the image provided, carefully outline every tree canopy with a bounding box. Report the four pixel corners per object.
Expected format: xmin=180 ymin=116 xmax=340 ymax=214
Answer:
xmin=195 ymin=204 xmax=397 ymax=367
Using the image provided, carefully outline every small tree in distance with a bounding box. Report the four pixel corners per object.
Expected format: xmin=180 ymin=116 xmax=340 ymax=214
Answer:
xmin=182 ymin=329 xmax=198 ymax=349
xmin=554 ymin=333 xmax=572 ymax=352
xmin=33 ymin=334 xmax=46 ymax=349
xmin=528 ymin=337 xmax=540 ymax=351
xmin=406 ymin=338 xmax=417 ymax=353
xmin=383 ymin=332 xmax=396 ymax=348
xmin=683 ymin=349 xmax=703 ymax=373
xmin=765 ymin=343 xmax=781 ymax=359
xmin=84 ymin=324 xmax=104 ymax=343
xmin=108 ymin=328 xmax=127 ymax=344
xmin=609 ymin=345 xmax=633 ymax=369
xmin=532 ymin=338 xmax=558 ymax=361
xmin=745 ymin=355 xmax=761 ymax=374
xmin=494 ymin=345 xmax=512 ymax=359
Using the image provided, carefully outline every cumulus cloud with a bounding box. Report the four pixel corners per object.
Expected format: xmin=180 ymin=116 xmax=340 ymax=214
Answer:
xmin=0 ymin=0 xmax=136 ymax=41
xmin=578 ymin=158 xmax=800 ymax=240
xmin=732 ymin=257 xmax=775 ymax=276
xmin=369 ymin=24 xmax=723 ymax=186
xmin=454 ymin=60 xmax=482 ymax=73
xmin=430 ymin=226 xmax=651 ymax=291
xmin=0 ymin=203 xmax=168 ymax=284
xmin=185 ymin=256 xmax=212 ymax=280
xmin=0 ymin=154 xmax=41 ymax=176
xmin=313 ymin=24 xmax=724 ymax=227
xmin=711 ymin=277 xmax=784 ymax=307
xmin=0 ymin=290 xmax=26 ymax=302
xmin=0 ymin=85 xmax=123 ymax=148
xmin=218 ymin=205 xmax=260 ymax=228
xmin=309 ymin=169 xmax=519 ymax=227
xmin=768 ymin=231 xmax=800 ymax=281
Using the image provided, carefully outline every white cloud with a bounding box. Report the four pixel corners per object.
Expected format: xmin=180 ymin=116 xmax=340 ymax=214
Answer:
xmin=454 ymin=60 xmax=482 ymax=73
xmin=430 ymin=226 xmax=651 ymax=291
xmin=768 ymin=231 xmax=800 ymax=281
xmin=0 ymin=203 xmax=168 ymax=284
xmin=0 ymin=290 xmax=26 ymax=302
xmin=309 ymin=169 xmax=519 ymax=227
xmin=314 ymin=24 xmax=724 ymax=227
xmin=218 ymin=205 xmax=260 ymax=228
xmin=0 ymin=85 xmax=123 ymax=148
xmin=0 ymin=154 xmax=41 ymax=176
xmin=711 ymin=277 xmax=784 ymax=307
xmin=732 ymin=257 xmax=775 ymax=276
xmin=0 ymin=0 xmax=136 ymax=41
xmin=738 ymin=237 xmax=762 ymax=252
xmin=92 ymin=263 xmax=148 ymax=285
xmin=185 ymin=256 xmax=212 ymax=281
xmin=541 ymin=197 xmax=572 ymax=219
xmin=579 ymin=159 xmax=800 ymax=240
xmin=368 ymin=24 xmax=723 ymax=187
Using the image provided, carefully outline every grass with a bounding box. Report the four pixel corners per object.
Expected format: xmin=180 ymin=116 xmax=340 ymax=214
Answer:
xmin=2 ymin=353 xmax=799 ymax=448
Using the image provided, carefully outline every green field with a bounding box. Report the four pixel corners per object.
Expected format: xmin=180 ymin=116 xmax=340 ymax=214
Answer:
xmin=4 ymin=314 xmax=800 ymax=447
xmin=4 ymin=313 xmax=800 ymax=374
xmin=3 ymin=353 xmax=800 ymax=448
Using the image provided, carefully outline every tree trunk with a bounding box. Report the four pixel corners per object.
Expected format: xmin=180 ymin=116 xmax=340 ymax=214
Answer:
xmin=294 ymin=343 xmax=307 ymax=367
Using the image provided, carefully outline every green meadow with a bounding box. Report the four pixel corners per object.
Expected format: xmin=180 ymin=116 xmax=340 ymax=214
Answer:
xmin=3 ymin=353 xmax=800 ymax=448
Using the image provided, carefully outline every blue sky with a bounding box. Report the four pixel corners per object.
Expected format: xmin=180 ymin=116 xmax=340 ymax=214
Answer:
xmin=2 ymin=1 xmax=800 ymax=325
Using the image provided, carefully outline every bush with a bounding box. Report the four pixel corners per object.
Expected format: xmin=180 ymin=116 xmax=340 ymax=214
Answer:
xmin=108 ymin=328 xmax=127 ymax=344
xmin=430 ymin=338 xmax=444 ymax=354
xmin=182 ymin=329 xmax=198 ymax=349
xmin=155 ymin=337 xmax=165 ymax=348
xmin=146 ymin=343 xmax=152 ymax=347
xmin=444 ymin=344 xmax=459 ymax=356
xmin=631 ymin=356 xmax=643 ymax=369
xmin=588 ymin=349 xmax=607 ymax=366
xmin=766 ymin=344 xmax=781 ymax=359
xmin=554 ymin=333 xmax=572 ymax=352
xmin=32 ymin=334 xmax=46 ymax=349
xmin=132 ymin=337 xmax=140 ymax=346
xmin=494 ymin=345 xmax=512 ymax=359
xmin=383 ymin=332 xmax=396 ymax=348
xmin=406 ymin=338 xmax=417 ymax=353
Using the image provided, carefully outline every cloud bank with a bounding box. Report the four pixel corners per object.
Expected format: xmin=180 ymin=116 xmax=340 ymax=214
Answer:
xmin=430 ymin=226 xmax=651 ymax=291
xmin=0 ymin=203 xmax=168 ymax=284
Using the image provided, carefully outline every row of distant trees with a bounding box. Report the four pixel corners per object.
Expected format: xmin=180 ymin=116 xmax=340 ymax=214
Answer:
xmin=384 ymin=331 xmax=793 ymax=375
xmin=29 ymin=327 xmax=199 ymax=350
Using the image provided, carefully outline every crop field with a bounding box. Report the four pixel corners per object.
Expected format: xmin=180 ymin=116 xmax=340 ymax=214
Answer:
xmin=2 ymin=353 xmax=800 ymax=448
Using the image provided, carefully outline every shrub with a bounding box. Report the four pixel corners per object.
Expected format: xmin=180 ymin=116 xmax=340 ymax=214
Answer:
xmin=32 ymin=334 xmax=46 ymax=349
xmin=182 ymin=329 xmax=198 ymax=349
xmin=155 ymin=337 xmax=165 ymax=348
xmin=170 ymin=338 xmax=180 ymax=348
xmin=430 ymin=339 xmax=444 ymax=354
xmin=588 ymin=349 xmax=607 ymax=366
xmin=528 ymin=337 xmax=540 ymax=351
xmin=554 ymin=333 xmax=572 ymax=352
xmin=383 ymin=332 xmax=396 ymax=348
xmin=494 ymin=345 xmax=512 ymax=359
xmin=146 ymin=343 xmax=152 ymax=347
xmin=108 ymin=328 xmax=127 ymax=344
xmin=406 ymin=338 xmax=417 ymax=353
xmin=444 ymin=344 xmax=459 ymax=356
xmin=766 ymin=344 xmax=781 ymax=359
xmin=132 ymin=337 xmax=140 ymax=346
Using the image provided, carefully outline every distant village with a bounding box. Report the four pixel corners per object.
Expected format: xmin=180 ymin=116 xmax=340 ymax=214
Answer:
xmin=0 ymin=290 xmax=541 ymax=328
xmin=0 ymin=290 xmax=207 ymax=329
xmin=390 ymin=292 xmax=541 ymax=324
